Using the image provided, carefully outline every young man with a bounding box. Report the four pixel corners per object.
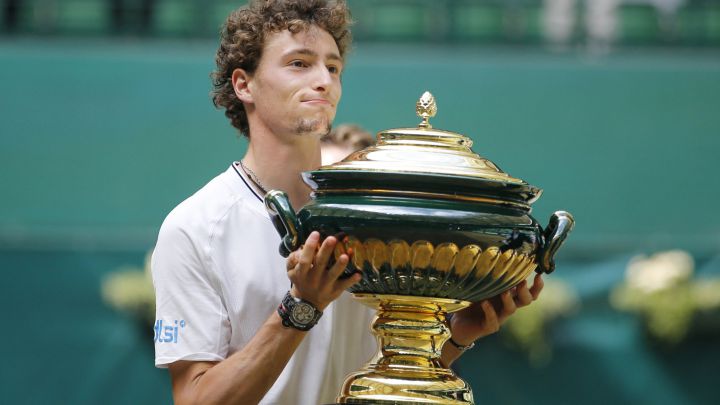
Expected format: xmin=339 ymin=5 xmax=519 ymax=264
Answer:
xmin=152 ymin=1 xmax=544 ymax=404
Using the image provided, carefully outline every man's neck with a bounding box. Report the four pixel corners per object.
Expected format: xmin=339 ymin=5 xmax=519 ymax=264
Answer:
xmin=242 ymin=128 xmax=322 ymax=210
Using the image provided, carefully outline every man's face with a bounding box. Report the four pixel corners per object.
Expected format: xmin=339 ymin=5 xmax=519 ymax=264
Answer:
xmin=247 ymin=26 xmax=343 ymax=138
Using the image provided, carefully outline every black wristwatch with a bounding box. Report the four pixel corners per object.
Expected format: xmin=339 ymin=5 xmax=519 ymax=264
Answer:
xmin=277 ymin=290 xmax=323 ymax=331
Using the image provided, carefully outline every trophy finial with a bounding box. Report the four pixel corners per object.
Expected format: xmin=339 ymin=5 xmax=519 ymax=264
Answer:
xmin=416 ymin=91 xmax=437 ymax=129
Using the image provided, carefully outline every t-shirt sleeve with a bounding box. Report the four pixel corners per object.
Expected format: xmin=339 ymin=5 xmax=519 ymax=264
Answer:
xmin=151 ymin=215 xmax=231 ymax=368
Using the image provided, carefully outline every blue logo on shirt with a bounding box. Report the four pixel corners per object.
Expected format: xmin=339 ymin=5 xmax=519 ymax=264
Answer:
xmin=154 ymin=319 xmax=186 ymax=343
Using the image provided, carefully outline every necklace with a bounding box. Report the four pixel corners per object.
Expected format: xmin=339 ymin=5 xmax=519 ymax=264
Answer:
xmin=239 ymin=160 xmax=268 ymax=194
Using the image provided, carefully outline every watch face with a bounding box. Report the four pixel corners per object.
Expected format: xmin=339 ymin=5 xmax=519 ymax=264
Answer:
xmin=291 ymin=302 xmax=316 ymax=325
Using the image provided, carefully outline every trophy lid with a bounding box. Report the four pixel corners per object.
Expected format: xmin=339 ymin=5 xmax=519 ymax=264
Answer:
xmin=305 ymin=91 xmax=542 ymax=209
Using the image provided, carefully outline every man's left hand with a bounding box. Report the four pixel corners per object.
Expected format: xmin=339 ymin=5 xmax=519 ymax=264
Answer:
xmin=449 ymin=273 xmax=544 ymax=347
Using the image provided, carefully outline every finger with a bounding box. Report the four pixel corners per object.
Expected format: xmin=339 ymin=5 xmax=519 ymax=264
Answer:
xmin=327 ymin=252 xmax=348 ymax=281
xmin=529 ymin=273 xmax=544 ymax=300
xmin=296 ymin=232 xmax=320 ymax=275
xmin=514 ymin=280 xmax=534 ymax=307
xmin=313 ymin=236 xmax=338 ymax=276
xmin=480 ymin=301 xmax=500 ymax=335
xmin=465 ymin=300 xmax=484 ymax=316
xmin=286 ymin=251 xmax=299 ymax=272
xmin=337 ymin=270 xmax=362 ymax=292
xmin=498 ymin=290 xmax=517 ymax=322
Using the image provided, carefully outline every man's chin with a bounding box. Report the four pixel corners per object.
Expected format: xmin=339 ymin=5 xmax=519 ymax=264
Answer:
xmin=294 ymin=118 xmax=332 ymax=136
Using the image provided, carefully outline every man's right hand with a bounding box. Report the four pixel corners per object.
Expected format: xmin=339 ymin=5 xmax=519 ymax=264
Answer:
xmin=286 ymin=231 xmax=361 ymax=311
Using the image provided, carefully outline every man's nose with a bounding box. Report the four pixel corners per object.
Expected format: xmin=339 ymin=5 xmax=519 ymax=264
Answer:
xmin=312 ymin=65 xmax=333 ymax=92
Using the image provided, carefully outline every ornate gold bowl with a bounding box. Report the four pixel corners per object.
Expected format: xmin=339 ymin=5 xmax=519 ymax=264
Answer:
xmin=265 ymin=92 xmax=574 ymax=404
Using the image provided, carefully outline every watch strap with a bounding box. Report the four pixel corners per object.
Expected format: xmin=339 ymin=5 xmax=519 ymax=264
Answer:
xmin=277 ymin=290 xmax=323 ymax=331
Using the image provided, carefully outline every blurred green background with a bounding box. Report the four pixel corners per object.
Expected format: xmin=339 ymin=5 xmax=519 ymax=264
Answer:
xmin=1 ymin=1 xmax=719 ymax=404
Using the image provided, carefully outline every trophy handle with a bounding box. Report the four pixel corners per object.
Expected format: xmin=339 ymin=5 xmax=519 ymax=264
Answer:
xmin=264 ymin=190 xmax=305 ymax=258
xmin=537 ymin=211 xmax=575 ymax=274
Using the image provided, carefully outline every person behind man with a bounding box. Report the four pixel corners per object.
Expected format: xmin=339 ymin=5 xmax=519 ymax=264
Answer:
xmin=151 ymin=1 xmax=544 ymax=404
xmin=320 ymin=123 xmax=374 ymax=165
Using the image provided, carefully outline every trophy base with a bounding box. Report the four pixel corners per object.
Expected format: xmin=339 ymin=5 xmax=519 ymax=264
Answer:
xmin=335 ymin=294 xmax=474 ymax=405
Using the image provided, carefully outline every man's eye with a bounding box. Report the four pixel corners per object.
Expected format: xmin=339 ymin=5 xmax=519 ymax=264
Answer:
xmin=290 ymin=60 xmax=307 ymax=68
xmin=328 ymin=65 xmax=340 ymax=74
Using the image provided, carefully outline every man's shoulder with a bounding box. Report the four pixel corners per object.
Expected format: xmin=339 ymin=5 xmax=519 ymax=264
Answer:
xmin=158 ymin=166 xmax=256 ymax=240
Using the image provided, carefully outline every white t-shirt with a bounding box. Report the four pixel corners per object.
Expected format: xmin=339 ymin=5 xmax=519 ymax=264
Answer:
xmin=152 ymin=163 xmax=376 ymax=405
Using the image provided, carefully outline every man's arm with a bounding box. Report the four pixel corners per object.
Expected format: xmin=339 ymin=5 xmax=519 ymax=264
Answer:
xmin=168 ymin=232 xmax=360 ymax=405
xmin=169 ymin=312 xmax=305 ymax=404
xmin=440 ymin=273 xmax=544 ymax=367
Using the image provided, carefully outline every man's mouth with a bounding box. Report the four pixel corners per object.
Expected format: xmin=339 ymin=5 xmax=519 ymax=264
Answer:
xmin=302 ymin=99 xmax=332 ymax=106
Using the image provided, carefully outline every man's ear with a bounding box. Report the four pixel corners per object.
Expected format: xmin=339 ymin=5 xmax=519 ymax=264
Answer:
xmin=232 ymin=68 xmax=253 ymax=103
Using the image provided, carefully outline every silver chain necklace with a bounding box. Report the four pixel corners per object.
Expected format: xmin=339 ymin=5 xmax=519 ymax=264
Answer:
xmin=239 ymin=160 xmax=268 ymax=194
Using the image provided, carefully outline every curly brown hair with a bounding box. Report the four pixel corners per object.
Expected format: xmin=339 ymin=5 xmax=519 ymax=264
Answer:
xmin=211 ymin=0 xmax=353 ymax=137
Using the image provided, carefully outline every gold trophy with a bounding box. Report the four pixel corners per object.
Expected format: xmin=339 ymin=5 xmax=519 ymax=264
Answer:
xmin=265 ymin=92 xmax=574 ymax=404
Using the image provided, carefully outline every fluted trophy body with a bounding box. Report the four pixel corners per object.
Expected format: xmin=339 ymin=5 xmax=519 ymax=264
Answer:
xmin=265 ymin=92 xmax=574 ymax=404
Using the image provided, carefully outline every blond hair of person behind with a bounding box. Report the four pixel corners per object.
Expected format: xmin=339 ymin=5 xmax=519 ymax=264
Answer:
xmin=320 ymin=124 xmax=375 ymax=165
